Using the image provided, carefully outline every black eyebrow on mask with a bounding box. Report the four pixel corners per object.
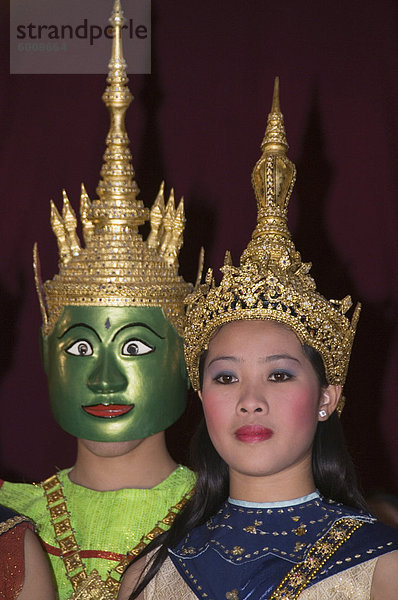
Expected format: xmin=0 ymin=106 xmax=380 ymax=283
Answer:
xmin=111 ymin=322 xmax=165 ymax=341
xmin=58 ymin=323 xmax=102 ymax=341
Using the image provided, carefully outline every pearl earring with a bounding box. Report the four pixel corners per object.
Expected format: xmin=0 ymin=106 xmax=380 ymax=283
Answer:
xmin=319 ymin=409 xmax=327 ymax=418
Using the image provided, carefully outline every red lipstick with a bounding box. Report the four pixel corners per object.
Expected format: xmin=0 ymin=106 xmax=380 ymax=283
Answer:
xmin=235 ymin=425 xmax=273 ymax=443
xmin=83 ymin=404 xmax=134 ymax=418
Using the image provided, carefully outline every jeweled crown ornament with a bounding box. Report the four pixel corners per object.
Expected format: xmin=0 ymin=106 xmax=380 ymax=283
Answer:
xmin=184 ymin=78 xmax=360 ymax=412
xmin=34 ymin=0 xmax=191 ymax=337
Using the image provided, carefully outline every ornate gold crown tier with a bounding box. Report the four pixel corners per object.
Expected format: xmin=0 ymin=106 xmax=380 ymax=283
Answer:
xmin=34 ymin=0 xmax=192 ymax=337
xmin=184 ymin=78 xmax=360 ymax=414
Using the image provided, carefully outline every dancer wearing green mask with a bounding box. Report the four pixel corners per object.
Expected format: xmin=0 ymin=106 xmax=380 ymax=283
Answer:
xmin=0 ymin=2 xmax=195 ymax=599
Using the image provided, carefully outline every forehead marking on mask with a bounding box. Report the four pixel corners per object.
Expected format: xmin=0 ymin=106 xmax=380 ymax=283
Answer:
xmin=105 ymin=318 xmax=111 ymax=330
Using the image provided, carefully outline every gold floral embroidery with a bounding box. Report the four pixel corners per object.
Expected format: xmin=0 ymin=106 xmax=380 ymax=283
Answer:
xmin=294 ymin=524 xmax=308 ymax=536
xmin=294 ymin=542 xmax=307 ymax=553
xmin=243 ymin=525 xmax=257 ymax=534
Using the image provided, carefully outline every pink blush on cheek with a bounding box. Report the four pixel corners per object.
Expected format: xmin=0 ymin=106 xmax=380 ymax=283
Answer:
xmin=282 ymin=389 xmax=320 ymax=431
xmin=201 ymin=393 xmax=229 ymax=437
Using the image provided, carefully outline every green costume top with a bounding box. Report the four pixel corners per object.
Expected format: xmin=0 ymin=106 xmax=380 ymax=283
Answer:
xmin=0 ymin=465 xmax=195 ymax=600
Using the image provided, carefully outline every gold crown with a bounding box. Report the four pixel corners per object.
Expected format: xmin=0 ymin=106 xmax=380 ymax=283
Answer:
xmin=184 ymin=78 xmax=360 ymax=411
xmin=34 ymin=0 xmax=191 ymax=337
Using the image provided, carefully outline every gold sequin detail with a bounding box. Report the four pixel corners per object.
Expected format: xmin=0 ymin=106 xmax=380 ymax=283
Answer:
xmin=294 ymin=524 xmax=308 ymax=536
xmin=243 ymin=525 xmax=257 ymax=534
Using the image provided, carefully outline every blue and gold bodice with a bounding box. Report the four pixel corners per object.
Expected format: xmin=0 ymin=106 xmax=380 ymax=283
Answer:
xmin=168 ymin=492 xmax=398 ymax=599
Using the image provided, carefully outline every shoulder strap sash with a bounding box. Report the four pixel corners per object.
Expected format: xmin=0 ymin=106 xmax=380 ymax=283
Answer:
xmin=41 ymin=473 xmax=194 ymax=599
xmin=270 ymin=517 xmax=364 ymax=600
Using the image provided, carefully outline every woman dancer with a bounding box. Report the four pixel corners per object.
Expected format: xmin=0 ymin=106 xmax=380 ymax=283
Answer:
xmin=118 ymin=79 xmax=398 ymax=599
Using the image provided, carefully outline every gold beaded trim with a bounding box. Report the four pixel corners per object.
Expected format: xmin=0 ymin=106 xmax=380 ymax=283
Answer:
xmin=269 ymin=517 xmax=364 ymax=599
xmin=41 ymin=473 xmax=194 ymax=599
xmin=0 ymin=514 xmax=31 ymax=535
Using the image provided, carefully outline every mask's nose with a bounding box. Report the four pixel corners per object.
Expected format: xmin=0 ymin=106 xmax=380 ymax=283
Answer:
xmin=87 ymin=350 xmax=128 ymax=394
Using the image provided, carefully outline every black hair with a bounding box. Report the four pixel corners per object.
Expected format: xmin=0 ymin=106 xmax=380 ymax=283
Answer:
xmin=126 ymin=343 xmax=366 ymax=599
xmin=303 ymin=345 xmax=367 ymax=510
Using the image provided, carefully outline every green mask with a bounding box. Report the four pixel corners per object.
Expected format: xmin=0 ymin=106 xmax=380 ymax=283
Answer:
xmin=41 ymin=305 xmax=188 ymax=441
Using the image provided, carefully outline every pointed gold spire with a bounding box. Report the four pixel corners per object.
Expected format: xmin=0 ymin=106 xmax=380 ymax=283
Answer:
xmin=34 ymin=0 xmax=192 ymax=337
xmin=50 ymin=200 xmax=70 ymax=264
xmin=80 ymin=183 xmax=94 ymax=245
xmin=261 ymin=76 xmax=288 ymax=152
xmin=62 ymin=191 xmax=81 ymax=256
xmin=246 ymin=77 xmax=296 ymax=266
xmin=147 ymin=182 xmax=165 ymax=250
xmin=194 ymin=247 xmax=205 ymax=288
xmin=50 ymin=193 xmax=81 ymax=265
xmin=94 ymin=0 xmax=148 ymax=230
xmin=159 ymin=190 xmax=176 ymax=257
xmin=161 ymin=196 xmax=186 ymax=267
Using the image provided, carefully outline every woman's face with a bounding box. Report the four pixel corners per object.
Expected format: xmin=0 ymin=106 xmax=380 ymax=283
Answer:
xmin=200 ymin=320 xmax=339 ymax=491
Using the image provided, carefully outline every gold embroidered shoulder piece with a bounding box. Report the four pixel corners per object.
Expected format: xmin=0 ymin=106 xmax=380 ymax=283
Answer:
xmin=270 ymin=518 xmax=364 ymax=600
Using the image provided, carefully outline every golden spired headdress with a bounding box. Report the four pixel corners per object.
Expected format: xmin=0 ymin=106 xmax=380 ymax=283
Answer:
xmin=184 ymin=79 xmax=360 ymax=411
xmin=34 ymin=0 xmax=191 ymax=337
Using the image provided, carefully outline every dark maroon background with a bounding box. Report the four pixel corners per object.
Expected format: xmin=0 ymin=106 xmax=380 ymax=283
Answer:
xmin=0 ymin=1 xmax=397 ymax=496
